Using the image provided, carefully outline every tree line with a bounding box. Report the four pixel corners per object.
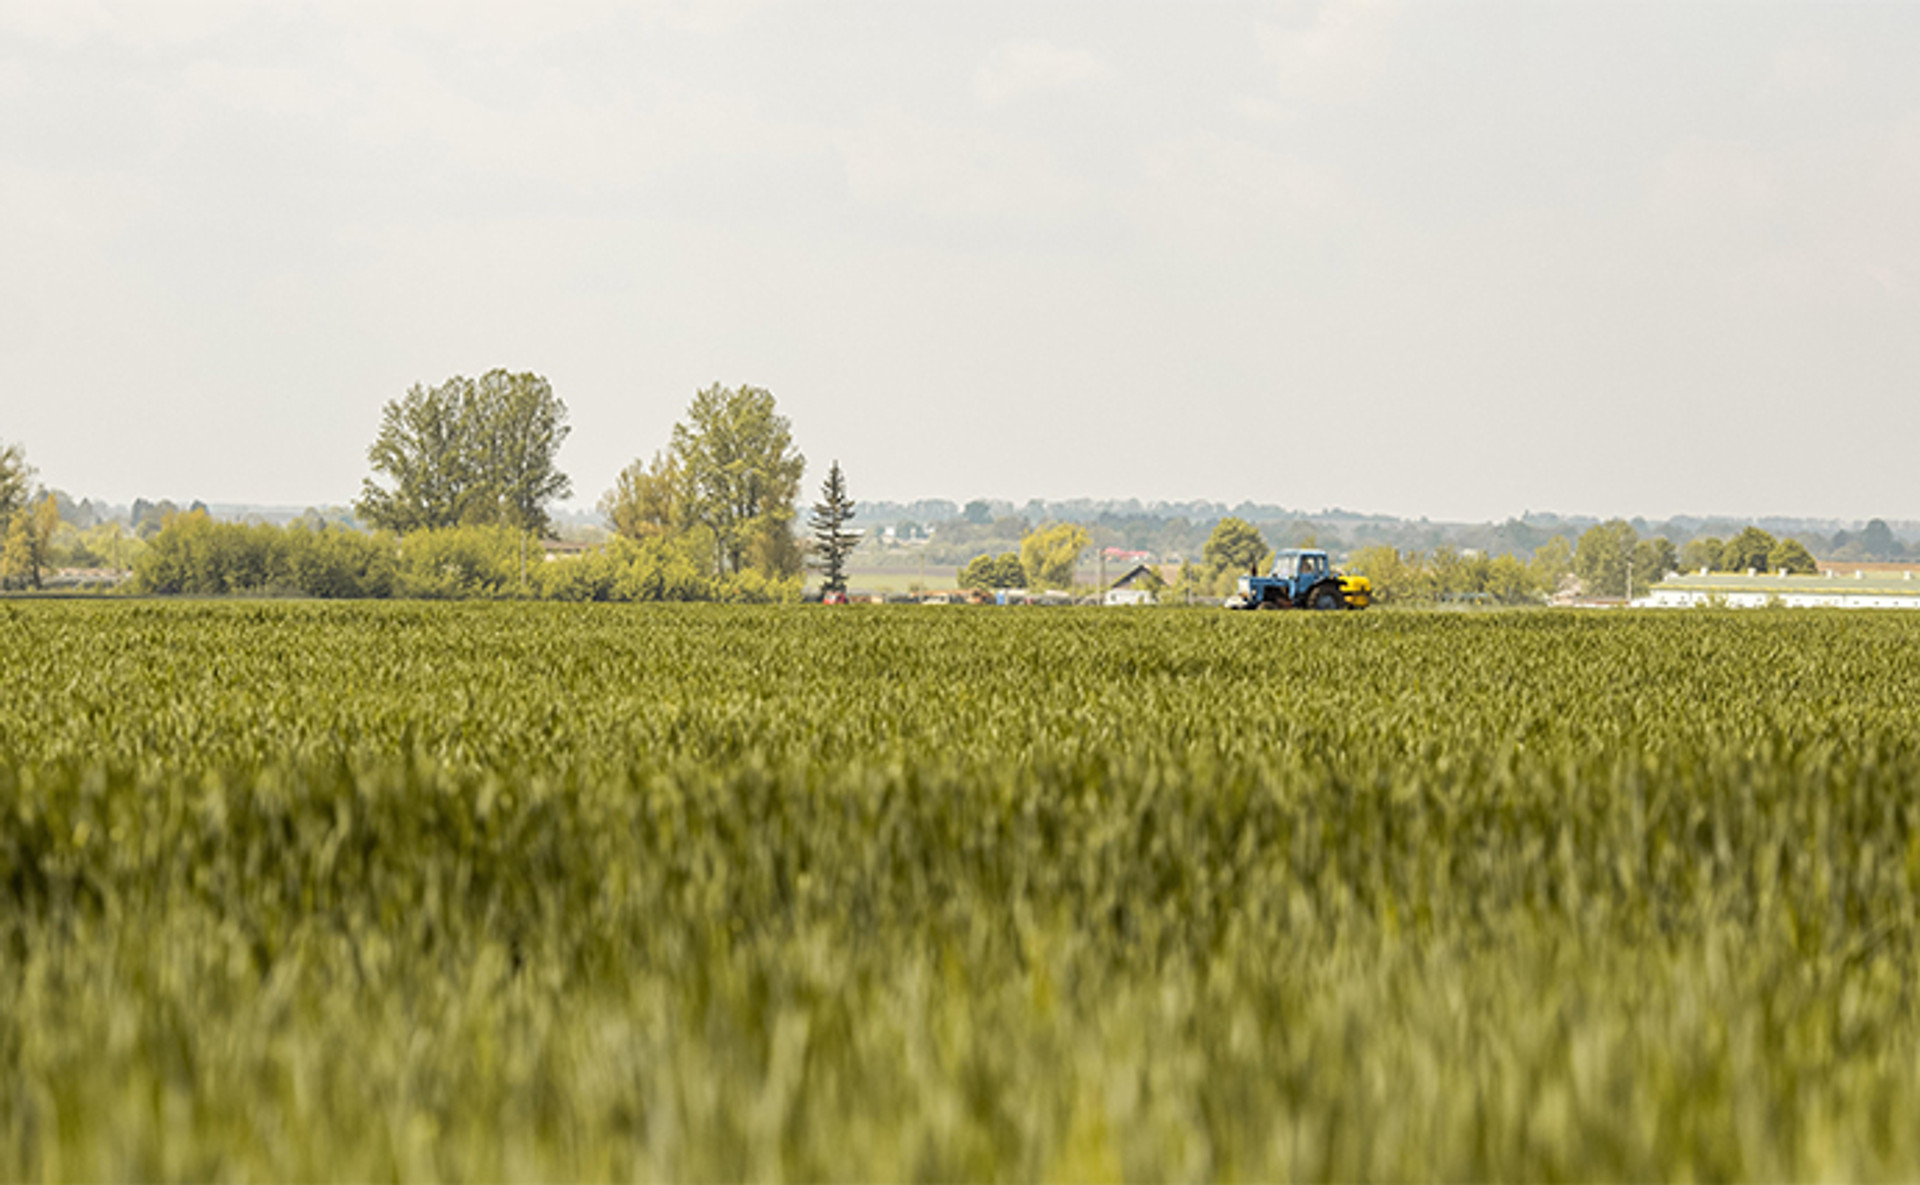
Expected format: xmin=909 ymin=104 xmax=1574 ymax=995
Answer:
xmin=1000 ymin=515 xmax=1825 ymax=606
xmin=873 ymin=497 xmax=1907 ymax=581
xmin=119 ymin=375 xmax=844 ymax=601
xmin=955 ymin=523 xmax=1095 ymax=593
xmin=354 ymin=371 xmax=855 ymax=594
xmin=0 ymin=371 xmax=857 ymax=601
xmin=1676 ymin=526 xmax=1819 ymax=577
xmin=0 ymin=367 xmax=1880 ymax=602
xmin=1346 ymin=520 xmax=1817 ymax=604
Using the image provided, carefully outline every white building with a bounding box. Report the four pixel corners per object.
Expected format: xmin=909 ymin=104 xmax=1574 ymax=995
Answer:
xmin=1636 ymin=569 xmax=1920 ymax=610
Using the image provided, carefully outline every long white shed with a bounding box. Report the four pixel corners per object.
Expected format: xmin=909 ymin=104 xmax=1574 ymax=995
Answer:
xmin=1637 ymin=570 xmax=1920 ymax=609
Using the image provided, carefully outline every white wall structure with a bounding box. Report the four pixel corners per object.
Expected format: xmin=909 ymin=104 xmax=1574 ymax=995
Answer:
xmin=1636 ymin=572 xmax=1920 ymax=610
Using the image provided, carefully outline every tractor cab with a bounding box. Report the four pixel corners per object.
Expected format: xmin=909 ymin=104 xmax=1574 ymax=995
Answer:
xmin=1282 ymin=551 xmax=1329 ymax=581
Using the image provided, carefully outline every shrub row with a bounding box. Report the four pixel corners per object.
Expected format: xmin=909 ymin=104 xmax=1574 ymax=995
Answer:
xmin=129 ymin=513 xmax=800 ymax=602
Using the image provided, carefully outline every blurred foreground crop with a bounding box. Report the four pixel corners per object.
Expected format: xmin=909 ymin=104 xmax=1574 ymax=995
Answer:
xmin=3 ymin=602 xmax=1918 ymax=1181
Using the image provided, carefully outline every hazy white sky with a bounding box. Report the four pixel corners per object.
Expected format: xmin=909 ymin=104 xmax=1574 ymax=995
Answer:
xmin=3 ymin=1 xmax=1918 ymax=522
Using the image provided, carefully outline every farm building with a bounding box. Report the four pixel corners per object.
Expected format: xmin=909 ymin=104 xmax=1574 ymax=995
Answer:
xmin=1638 ymin=568 xmax=1920 ymax=609
xmin=1103 ymin=563 xmax=1164 ymax=606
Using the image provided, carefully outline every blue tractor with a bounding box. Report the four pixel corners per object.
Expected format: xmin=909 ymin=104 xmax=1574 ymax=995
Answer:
xmin=1226 ymin=548 xmax=1372 ymax=611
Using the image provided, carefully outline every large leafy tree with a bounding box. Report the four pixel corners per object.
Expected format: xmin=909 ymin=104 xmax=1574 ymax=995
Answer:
xmin=1631 ymin=536 xmax=1679 ymax=595
xmin=1858 ymin=519 xmax=1904 ymax=559
xmin=1530 ymin=535 xmax=1575 ymax=591
xmin=670 ymin=383 xmax=805 ymax=577
xmin=1 ymin=494 xmax=58 ymax=590
xmin=1680 ymin=535 xmax=1724 ymax=574
xmin=1347 ymin=544 xmax=1412 ymax=603
xmin=0 ymin=441 xmax=33 ymax=527
xmin=357 ymin=371 xmax=571 ymax=535
xmin=808 ymin=460 xmax=859 ymax=594
xmin=601 ymin=451 xmax=685 ymax=542
xmin=1484 ymin=553 xmax=1541 ymax=605
xmin=0 ymin=442 xmax=49 ymax=590
xmin=1574 ymin=519 xmax=1638 ymax=598
xmin=1203 ymin=516 xmax=1268 ymax=575
xmin=1019 ymin=523 xmax=1091 ymax=590
xmin=1720 ymin=526 xmax=1778 ymax=575
xmin=959 ymin=552 xmax=1026 ymax=592
xmin=471 ymin=370 xmax=574 ymax=535
xmin=1768 ymin=537 xmax=1818 ymax=575
xmin=357 ymin=381 xmax=481 ymax=532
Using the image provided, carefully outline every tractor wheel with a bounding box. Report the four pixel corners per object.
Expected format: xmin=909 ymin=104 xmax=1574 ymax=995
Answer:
xmin=1311 ymin=586 xmax=1344 ymax=611
xmin=1256 ymin=596 xmax=1283 ymax=611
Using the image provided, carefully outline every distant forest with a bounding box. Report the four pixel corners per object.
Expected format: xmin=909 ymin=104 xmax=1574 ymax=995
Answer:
xmin=853 ymin=498 xmax=1919 ymax=568
xmin=20 ymin=491 xmax=1920 ymax=572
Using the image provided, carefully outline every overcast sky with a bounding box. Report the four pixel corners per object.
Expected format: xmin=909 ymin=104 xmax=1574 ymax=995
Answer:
xmin=3 ymin=1 xmax=1917 ymax=523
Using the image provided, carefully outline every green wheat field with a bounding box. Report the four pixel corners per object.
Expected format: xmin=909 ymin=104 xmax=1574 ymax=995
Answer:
xmin=4 ymin=602 xmax=1918 ymax=1181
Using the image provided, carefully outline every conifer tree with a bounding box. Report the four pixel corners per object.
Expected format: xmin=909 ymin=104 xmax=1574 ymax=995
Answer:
xmin=808 ymin=461 xmax=859 ymax=595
